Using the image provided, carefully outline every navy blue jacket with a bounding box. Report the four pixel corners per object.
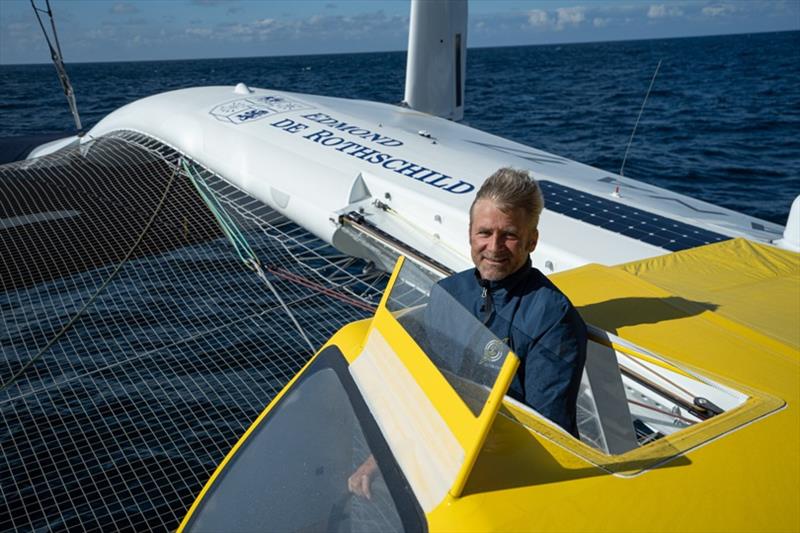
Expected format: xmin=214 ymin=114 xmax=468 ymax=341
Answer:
xmin=426 ymin=260 xmax=587 ymax=436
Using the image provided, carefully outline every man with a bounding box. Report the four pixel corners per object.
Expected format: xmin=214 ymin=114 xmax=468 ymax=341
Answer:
xmin=431 ymin=166 xmax=587 ymax=436
xmin=348 ymin=167 xmax=587 ymax=498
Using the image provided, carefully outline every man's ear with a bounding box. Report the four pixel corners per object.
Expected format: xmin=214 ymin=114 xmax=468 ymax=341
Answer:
xmin=528 ymin=229 xmax=539 ymax=253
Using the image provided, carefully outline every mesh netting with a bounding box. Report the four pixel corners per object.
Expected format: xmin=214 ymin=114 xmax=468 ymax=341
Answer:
xmin=0 ymin=131 xmax=387 ymax=531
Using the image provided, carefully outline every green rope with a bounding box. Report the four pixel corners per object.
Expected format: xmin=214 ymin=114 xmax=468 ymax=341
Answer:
xmin=182 ymin=161 xmax=314 ymax=352
xmin=183 ymin=160 xmax=259 ymax=270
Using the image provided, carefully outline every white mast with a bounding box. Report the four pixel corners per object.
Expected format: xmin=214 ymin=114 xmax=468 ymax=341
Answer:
xmin=403 ymin=0 xmax=468 ymax=121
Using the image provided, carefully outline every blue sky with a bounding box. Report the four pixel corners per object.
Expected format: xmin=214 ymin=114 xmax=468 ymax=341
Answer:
xmin=1 ymin=0 xmax=797 ymax=64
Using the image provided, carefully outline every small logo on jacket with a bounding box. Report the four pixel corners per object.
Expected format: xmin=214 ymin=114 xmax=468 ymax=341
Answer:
xmin=482 ymin=339 xmax=507 ymax=363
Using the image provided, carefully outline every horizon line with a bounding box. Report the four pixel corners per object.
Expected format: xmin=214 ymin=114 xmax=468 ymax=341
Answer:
xmin=1 ymin=28 xmax=796 ymax=67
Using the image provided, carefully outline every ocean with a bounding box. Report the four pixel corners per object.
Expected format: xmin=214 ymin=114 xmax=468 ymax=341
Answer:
xmin=1 ymin=30 xmax=799 ymax=223
xmin=1 ymin=31 xmax=799 ymax=532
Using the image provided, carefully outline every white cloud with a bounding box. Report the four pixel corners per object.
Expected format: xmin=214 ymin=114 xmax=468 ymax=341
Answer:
xmin=2 ymin=21 xmax=41 ymax=50
xmin=702 ymin=4 xmax=737 ymax=17
xmin=648 ymin=4 xmax=684 ymax=18
xmin=8 ymin=22 xmax=32 ymax=32
xmin=86 ymin=26 xmax=116 ymax=40
xmin=527 ymin=9 xmax=549 ymax=27
xmin=209 ymin=11 xmax=406 ymax=44
xmin=593 ymin=17 xmax=610 ymax=28
xmin=555 ymin=6 xmax=586 ymax=30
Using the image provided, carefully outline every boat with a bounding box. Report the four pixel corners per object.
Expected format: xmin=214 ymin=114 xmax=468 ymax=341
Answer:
xmin=2 ymin=0 xmax=797 ymax=531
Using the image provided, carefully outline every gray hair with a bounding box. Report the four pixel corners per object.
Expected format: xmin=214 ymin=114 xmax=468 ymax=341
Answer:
xmin=470 ymin=167 xmax=545 ymax=230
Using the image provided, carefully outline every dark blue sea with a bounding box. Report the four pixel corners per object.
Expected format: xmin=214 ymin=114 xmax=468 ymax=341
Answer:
xmin=1 ymin=30 xmax=799 ymax=223
xmin=1 ymin=31 xmax=799 ymax=533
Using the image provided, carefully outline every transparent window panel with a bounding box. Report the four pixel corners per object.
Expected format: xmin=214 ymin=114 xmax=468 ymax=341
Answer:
xmin=386 ymin=261 xmax=512 ymax=417
xmin=184 ymin=350 xmax=419 ymax=532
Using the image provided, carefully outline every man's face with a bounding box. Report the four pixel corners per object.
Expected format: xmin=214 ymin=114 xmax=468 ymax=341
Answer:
xmin=470 ymin=198 xmax=538 ymax=281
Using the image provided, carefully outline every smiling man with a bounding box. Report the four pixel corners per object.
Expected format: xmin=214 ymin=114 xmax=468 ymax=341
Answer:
xmin=436 ymin=166 xmax=587 ymax=436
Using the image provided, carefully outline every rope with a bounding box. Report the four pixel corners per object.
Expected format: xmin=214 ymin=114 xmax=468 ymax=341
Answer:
xmin=30 ymin=0 xmax=81 ymax=131
xmin=620 ymin=59 xmax=661 ymax=177
xmin=266 ymin=265 xmax=377 ymax=313
xmin=620 ymin=350 xmax=696 ymax=400
xmin=627 ymin=398 xmax=695 ymax=425
xmin=183 ymin=161 xmax=316 ymax=352
xmin=1 ymin=158 xmax=182 ymax=393
xmin=254 ymin=266 xmax=315 ymax=353
xmin=378 ymin=201 xmax=466 ymax=267
xmin=183 ymin=161 xmax=257 ymax=267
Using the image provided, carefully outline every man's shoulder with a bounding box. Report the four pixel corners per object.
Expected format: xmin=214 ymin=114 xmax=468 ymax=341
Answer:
xmin=519 ymin=268 xmax=583 ymax=321
xmin=518 ymin=267 xmax=561 ymax=298
xmin=438 ymin=268 xmax=477 ymax=292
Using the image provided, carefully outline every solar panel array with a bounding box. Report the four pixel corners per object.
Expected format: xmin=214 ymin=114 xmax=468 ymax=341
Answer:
xmin=539 ymin=180 xmax=730 ymax=251
xmin=0 ymin=132 xmax=387 ymax=531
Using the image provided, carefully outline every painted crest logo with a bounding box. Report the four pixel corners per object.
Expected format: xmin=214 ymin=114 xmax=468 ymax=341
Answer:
xmin=210 ymin=95 xmax=313 ymax=124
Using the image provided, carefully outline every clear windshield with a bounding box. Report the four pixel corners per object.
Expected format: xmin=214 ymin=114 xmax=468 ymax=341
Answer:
xmin=183 ymin=348 xmax=421 ymax=533
xmin=385 ymin=261 xmax=513 ymax=417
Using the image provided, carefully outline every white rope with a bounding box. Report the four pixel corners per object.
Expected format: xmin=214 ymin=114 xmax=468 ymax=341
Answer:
xmin=620 ymin=59 xmax=662 ymax=177
xmin=253 ymin=262 xmax=315 ymax=353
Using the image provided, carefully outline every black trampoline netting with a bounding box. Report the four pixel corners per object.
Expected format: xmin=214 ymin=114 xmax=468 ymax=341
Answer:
xmin=0 ymin=131 xmax=387 ymax=531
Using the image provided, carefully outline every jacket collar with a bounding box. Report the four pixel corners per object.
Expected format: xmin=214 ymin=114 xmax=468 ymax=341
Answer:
xmin=473 ymin=257 xmax=532 ymax=300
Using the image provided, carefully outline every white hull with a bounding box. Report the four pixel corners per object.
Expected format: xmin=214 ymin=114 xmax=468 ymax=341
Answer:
xmin=82 ymin=85 xmax=784 ymax=275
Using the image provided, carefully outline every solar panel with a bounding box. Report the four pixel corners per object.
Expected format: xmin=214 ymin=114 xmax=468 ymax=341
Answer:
xmin=539 ymin=180 xmax=730 ymax=251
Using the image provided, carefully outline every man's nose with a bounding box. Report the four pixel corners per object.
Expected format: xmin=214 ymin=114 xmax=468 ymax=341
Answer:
xmin=487 ymin=232 xmax=502 ymax=252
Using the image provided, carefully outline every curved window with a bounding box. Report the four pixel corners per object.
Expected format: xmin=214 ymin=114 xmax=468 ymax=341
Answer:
xmin=183 ymin=347 xmax=425 ymax=532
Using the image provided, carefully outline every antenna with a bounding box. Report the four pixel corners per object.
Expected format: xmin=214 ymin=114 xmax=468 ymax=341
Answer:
xmin=619 ymin=59 xmax=661 ymax=177
xmin=31 ymin=0 xmax=82 ymax=132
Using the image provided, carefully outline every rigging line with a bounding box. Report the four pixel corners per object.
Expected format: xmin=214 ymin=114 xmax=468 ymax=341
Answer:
xmin=183 ymin=161 xmax=256 ymax=266
xmin=184 ymin=162 xmax=382 ymax=306
xmin=30 ymin=0 xmax=81 ymax=132
xmin=627 ymin=399 xmax=696 ymax=425
xmin=589 ymin=329 xmax=700 ymax=406
xmin=620 ymin=59 xmax=662 ymax=177
xmin=381 ymin=202 xmax=467 ymax=264
xmin=182 ymin=161 xmax=316 ymax=353
xmin=619 ymin=350 xmax=696 ymax=399
xmin=618 ymin=365 xmax=710 ymax=419
xmin=224 ymin=202 xmax=384 ymax=296
xmin=1 ymin=158 xmax=183 ymax=393
xmin=254 ymin=264 xmax=315 ymax=353
xmin=266 ymin=265 xmax=378 ymax=313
